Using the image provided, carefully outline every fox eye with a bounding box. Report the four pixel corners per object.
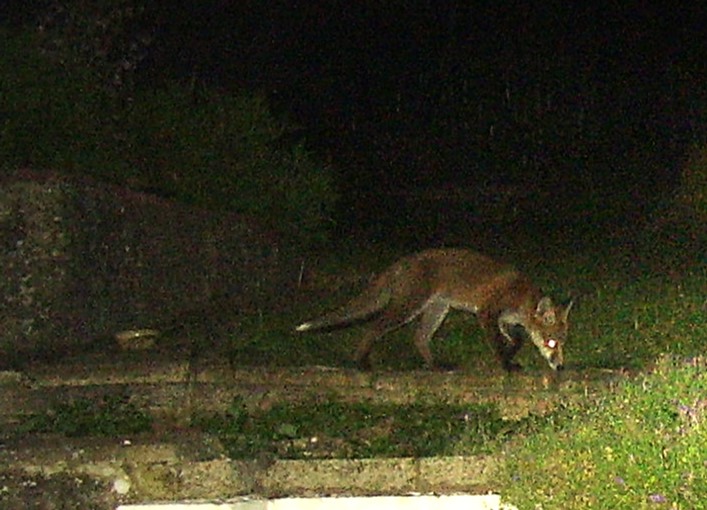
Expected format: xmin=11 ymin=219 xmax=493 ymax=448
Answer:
xmin=545 ymin=338 xmax=558 ymax=349
xmin=542 ymin=312 xmax=556 ymax=325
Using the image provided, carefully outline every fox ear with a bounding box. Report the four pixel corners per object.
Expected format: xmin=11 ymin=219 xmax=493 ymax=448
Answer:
xmin=535 ymin=297 xmax=557 ymax=323
xmin=536 ymin=296 xmax=555 ymax=314
xmin=536 ymin=296 xmax=553 ymax=311
xmin=563 ymin=299 xmax=574 ymax=321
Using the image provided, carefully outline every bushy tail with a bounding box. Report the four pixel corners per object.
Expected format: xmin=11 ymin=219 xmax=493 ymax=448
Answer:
xmin=295 ymin=281 xmax=391 ymax=332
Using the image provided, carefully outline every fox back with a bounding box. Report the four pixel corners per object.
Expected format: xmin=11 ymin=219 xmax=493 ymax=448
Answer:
xmin=296 ymin=248 xmax=571 ymax=371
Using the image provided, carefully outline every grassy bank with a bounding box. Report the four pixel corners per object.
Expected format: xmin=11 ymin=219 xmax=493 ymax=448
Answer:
xmin=501 ymin=354 xmax=707 ymax=508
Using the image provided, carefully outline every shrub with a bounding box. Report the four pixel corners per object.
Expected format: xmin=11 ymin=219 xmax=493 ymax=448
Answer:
xmin=123 ymin=85 xmax=336 ymax=241
xmin=0 ymin=29 xmax=121 ymax=173
xmin=0 ymin=28 xmax=336 ymax=243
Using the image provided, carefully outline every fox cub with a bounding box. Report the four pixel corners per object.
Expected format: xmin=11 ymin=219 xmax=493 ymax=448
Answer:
xmin=296 ymin=248 xmax=572 ymax=371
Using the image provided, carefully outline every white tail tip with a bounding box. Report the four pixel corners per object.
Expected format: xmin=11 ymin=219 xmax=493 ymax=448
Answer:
xmin=114 ymin=328 xmax=160 ymax=350
xmin=114 ymin=328 xmax=160 ymax=342
xmin=295 ymin=322 xmax=312 ymax=332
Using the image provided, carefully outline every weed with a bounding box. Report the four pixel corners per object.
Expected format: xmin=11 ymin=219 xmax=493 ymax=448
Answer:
xmin=193 ymin=396 xmax=536 ymax=460
xmin=19 ymin=394 xmax=152 ymax=437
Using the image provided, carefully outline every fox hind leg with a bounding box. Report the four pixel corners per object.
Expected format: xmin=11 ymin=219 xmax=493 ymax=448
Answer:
xmin=354 ymin=314 xmax=406 ymax=370
xmin=354 ymin=298 xmax=432 ymax=370
xmin=354 ymin=326 xmax=385 ymax=370
xmin=413 ymin=300 xmax=450 ymax=368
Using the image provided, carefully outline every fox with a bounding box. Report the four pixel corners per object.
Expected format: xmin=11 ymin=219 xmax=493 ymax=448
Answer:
xmin=295 ymin=248 xmax=572 ymax=371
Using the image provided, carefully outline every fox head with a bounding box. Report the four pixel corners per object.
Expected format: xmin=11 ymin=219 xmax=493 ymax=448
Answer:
xmin=499 ymin=297 xmax=573 ymax=371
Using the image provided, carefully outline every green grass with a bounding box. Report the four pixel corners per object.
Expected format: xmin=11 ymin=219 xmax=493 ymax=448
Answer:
xmin=13 ymin=216 xmax=706 ymax=508
xmin=192 ymin=396 xmax=539 ymax=460
xmin=562 ymin=264 xmax=706 ymax=370
xmin=494 ymin=257 xmax=707 ymax=508
xmin=18 ymin=394 xmax=153 ymax=437
xmin=227 ymin=253 xmax=706 ymax=373
xmin=222 ymin=236 xmax=706 ymax=506
xmin=500 ymin=355 xmax=707 ymax=508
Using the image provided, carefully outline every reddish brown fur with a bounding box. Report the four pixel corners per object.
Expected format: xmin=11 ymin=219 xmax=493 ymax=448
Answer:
xmin=296 ymin=248 xmax=570 ymax=371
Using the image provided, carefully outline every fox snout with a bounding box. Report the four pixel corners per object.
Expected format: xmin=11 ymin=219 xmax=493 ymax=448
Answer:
xmin=533 ymin=298 xmax=572 ymax=372
xmin=549 ymin=356 xmax=565 ymax=371
xmin=542 ymin=338 xmax=564 ymax=371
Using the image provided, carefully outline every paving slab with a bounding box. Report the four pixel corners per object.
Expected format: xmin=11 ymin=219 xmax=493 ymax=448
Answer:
xmin=0 ymin=356 xmax=626 ymax=507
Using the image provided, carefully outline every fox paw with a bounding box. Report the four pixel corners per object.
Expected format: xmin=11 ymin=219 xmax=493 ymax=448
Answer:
xmin=355 ymin=358 xmax=373 ymax=371
xmin=431 ymin=362 xmax=458 ymax=372
xmin=503 ymin=361 xmax=523 ymax=372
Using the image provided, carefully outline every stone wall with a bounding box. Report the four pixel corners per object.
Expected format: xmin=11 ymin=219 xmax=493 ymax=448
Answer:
xmin=0 ymin=170 xmax=297 ymax=368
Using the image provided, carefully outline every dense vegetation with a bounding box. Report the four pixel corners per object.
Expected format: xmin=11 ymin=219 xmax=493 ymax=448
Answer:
xmin=0 ymin=28 xmax=335 ymax=243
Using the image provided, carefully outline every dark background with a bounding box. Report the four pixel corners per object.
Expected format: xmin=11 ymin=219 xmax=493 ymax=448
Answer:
xmin=3 ymin=1 xmax=705 ymax=244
